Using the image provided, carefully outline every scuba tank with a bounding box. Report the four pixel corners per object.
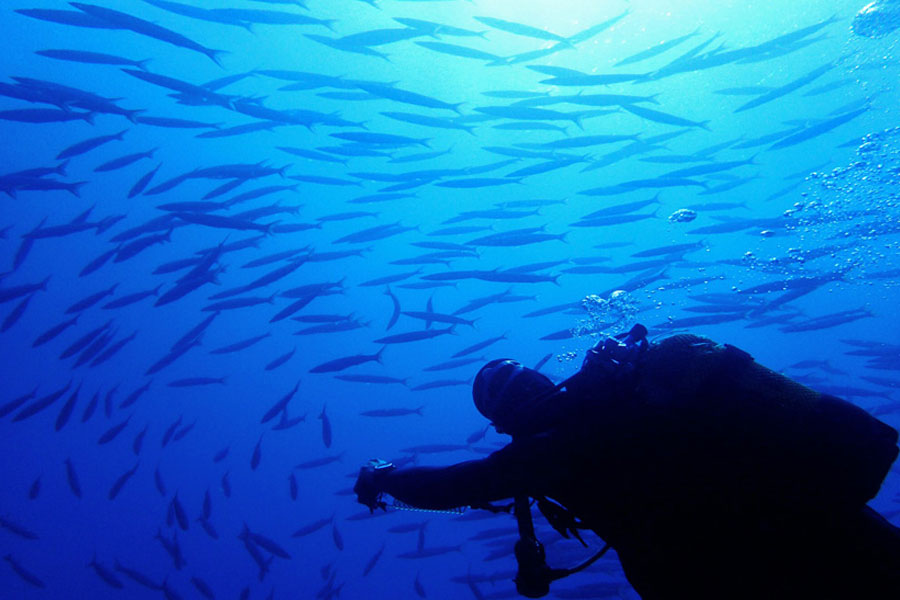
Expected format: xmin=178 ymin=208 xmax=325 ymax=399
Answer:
xmin=631 ymin=333 xmax=899 ymax=509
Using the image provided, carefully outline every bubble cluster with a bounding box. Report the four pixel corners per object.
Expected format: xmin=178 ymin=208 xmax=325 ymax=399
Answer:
xmin=553 ymin=291 xmax=639 ymax=365
xmin=668 ymin=208 xmax=698 ymax=223
xmin=791 ymin=126 xmax=900 ymax=282
xmin=573 ymin=290 xmax=639 ymax=341
xmin=555 ymin=351 xmax=580 ymax=364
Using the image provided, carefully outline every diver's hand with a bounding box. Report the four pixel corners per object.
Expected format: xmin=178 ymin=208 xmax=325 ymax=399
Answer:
xmin=353 ymin=459 xmax=394 ymax=512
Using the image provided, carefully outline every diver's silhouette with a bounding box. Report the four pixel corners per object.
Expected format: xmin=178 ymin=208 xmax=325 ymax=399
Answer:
xmin=355 ymin=325 xmax=900 ymax=599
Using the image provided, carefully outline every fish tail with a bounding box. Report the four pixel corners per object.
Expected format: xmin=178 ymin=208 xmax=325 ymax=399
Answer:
xmin=263 ymin=221 xmax=281 ymax=237
xmin=68 ymin=182 xmax=88 ymax=197
xmin=50 ymin=160 xmax=70 ymax=177
xmin=205 ymin=49 xmax=228 ymax=68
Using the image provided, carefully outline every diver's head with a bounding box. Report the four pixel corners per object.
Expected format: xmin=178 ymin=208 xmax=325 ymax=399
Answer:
xmin=473 ymin=359 xmax=557 ymax=436
xmin=853 ymin=2 xmax=900 ymax=38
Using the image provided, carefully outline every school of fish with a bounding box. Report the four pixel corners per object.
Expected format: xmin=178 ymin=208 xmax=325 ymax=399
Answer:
xmin=1 ymin=1 xmax=898 ymax=599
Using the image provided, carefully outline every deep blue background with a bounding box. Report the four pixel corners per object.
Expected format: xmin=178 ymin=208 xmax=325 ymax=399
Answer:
xmin=0 ymin=1 xmax=898 ymax=599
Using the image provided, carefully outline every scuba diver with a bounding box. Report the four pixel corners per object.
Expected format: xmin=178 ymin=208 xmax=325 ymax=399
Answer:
xmin=354 ymin=325 xmax=900 ymax=599
xmin=854 ymin=0 xmax=900 ymax=37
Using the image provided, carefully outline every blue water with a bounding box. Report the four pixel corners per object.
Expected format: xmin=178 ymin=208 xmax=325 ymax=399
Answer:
xmin=1 ymin=1 xmax=898 ymax=598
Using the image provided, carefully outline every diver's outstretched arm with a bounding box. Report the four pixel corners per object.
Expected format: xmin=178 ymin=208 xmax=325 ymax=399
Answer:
xmin=364 ymin=432 xmax=562 ymax=511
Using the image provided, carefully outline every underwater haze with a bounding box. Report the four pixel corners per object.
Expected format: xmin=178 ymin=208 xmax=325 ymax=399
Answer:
xmin=1 ymin=0 xmax=898 ymax=598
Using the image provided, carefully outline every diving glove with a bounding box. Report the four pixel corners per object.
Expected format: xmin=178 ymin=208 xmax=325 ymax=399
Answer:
xmin=353 ymin=459 xmax=395 ymax=512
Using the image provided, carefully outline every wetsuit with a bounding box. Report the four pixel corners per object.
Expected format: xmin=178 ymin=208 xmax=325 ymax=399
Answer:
xmin=374 ymin=335 xmax=900 ymax=599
